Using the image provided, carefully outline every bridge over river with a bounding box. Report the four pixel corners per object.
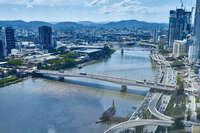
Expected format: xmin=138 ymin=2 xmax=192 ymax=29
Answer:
xmin=36 ymin=70 xmax=176 ymax=92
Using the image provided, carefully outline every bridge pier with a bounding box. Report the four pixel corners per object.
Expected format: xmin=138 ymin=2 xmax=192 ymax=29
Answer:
xmin=121 ymin=49 xmax=124 ymax=54
xmin=120 ymin=85 xmax=127 ymax=92
xmin=165 ymin=127 xmax=168 ymax=133
xmin=58 ymin=77 xmax=65 ymax=81
xmin=32 ymin=72 xmax=44 ymax=78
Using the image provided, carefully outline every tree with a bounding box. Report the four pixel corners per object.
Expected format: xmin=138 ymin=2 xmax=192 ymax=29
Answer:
xmin=173 ymin=117 xmax=184 ymax=130
xmin=8 ymin=59 xmax=23 ymax=67
xmin=158 ymin=42 xmax=164 ymax=49
xmin=170 ymin=61 xmax=184 ymax=68
xmin=142 ymin=110 xmax=150 ymax=119
xmin=37 ymin=63 xmax=42 ymax=69
xmin=176 ymin=75 xmax=184 ymax=96
xmin=9 ymin=68 xmax=17 ymax=75
xmin=136 ymin=126 xmax=144 ymax=133
xmin=187 ymin=111 xmax=191 ymax=121
xmin=159 ymin=49 xmax=169 ymax=55
xmin=197 ymin=109 xmax=200 ymax=121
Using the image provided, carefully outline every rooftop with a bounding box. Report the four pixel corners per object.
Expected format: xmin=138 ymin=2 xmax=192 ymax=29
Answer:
xmin=79 ymin=49 xmax=102 ymax=54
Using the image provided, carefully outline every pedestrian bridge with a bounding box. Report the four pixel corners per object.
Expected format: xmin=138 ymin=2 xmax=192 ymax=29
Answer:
xmin=36 ymin=70 xmax=176 ymax=92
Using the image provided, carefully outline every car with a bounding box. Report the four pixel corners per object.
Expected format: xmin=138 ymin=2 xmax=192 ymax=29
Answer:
xmin=80 ymin=73 xmax=87 ymax=75
xmin=59 ymin=70 xmax=64 ymax=73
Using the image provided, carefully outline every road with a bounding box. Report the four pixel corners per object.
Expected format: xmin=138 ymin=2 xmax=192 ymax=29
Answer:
xmin=129 ymin=92 xmax=153 ymax=120
xmin=189 ymin=95 xmax=197 ymax=122
xmin=104 ymin=119 xmax=174 ymax=133
xmin=148 ymin=93 xmax=173 ymax=121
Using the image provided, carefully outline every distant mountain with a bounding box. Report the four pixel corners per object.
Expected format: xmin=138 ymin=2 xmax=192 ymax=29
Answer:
xmin=0 ymin=20 xmax=52 ymax=30
xmin=103 ymin=20 xmax=168 ymax=29
xmin=28 ymin=21 xmax=52 ymax=28
xmin=54 ymin=22 xmax=82 ymax=31
xmin=0 ymin=20 xmax=28 ymax=28
xmin=0 ymin=20 xmax=168 ymax=31
xmin=77 ymin=21 xmax=99 ymax=26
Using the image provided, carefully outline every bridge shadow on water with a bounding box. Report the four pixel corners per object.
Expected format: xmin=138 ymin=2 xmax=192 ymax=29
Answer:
xmin=44 ymin=76 xmax=148 ymax=96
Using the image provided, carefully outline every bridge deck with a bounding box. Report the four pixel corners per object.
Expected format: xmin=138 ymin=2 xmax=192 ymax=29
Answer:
xmin=37 ymin=70 xmax=176 ymax=92
xmin=104 ymin=119 xmax=173 ymax=133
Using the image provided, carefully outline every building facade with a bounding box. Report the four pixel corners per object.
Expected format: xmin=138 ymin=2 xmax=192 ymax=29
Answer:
xmin=168 ymin=8 xmax=192 ymax=49
xmin=159 ymin=35 xmax=168 ymax=49
xmin=39 ymin=26 xmax=53 ymax=50
xmin=0 ymin=40 xmax=4 ymax=59
xmin=153 ymin=29 xmax=158 ymax=43
xmin=192 ymin=0 xmax=200 ymax=62
xmin=0 ymin=27 xmax=6 ymax=58
xmin=173 ymin=40 xmax=187 ymax=57
xmin=5 ymin=27 xmax=15 ymax=54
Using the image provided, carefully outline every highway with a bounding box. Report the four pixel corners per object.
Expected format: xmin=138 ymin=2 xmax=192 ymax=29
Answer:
xmin=148 ymin=93 xmax=173 ymax=121
xmin=37 ymin=70 xmax=176 ymax=92
xmin=104 ymin=119 xmax=174 ymax=133
xmin=129 ymin=92 xmax=153 ymax=120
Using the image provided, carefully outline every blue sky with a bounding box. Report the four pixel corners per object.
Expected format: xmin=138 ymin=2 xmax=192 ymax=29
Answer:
xmin=0 ymin=0 xmax=195 ymax=23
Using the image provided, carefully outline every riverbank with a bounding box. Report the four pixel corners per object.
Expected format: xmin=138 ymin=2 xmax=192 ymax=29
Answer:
xmin=39 ymin=46 xmax=115 ymax=70
xmin=0 ymin=76 xmax=29 ymax=88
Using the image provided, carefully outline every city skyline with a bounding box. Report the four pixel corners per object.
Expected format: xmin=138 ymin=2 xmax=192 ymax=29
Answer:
xmin=0 ymin=0 xmax=195 ymax=23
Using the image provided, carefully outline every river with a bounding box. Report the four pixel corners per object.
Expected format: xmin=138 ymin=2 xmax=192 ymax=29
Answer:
xmin=0 ymin=47 xmax=155 ymax=133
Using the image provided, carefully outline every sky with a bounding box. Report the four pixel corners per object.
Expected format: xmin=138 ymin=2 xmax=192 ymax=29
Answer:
xmin=0 ymin=0 xmax=196 ymax=23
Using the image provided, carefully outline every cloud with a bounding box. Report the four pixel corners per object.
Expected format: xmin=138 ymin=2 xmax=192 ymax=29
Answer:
xmin=0 ymin=0 xmax=86 ymax=7
xmin=88 ymin=0 xmax=108 ymax=6
xmin=97 ymin=0 xmax=144 ymax=15
xmin=88 ymin=0 xmax=175 ymax=22
xmin=0 ymin=0 xmax=194 ymax=22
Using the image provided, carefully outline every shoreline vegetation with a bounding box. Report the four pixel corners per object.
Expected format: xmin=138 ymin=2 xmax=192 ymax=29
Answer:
xmin=0 ymin=76 xmax=29 ymax=87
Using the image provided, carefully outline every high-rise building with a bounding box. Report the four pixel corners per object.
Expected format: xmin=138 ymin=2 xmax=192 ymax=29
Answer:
xmin=173 ymin=40 xmax=187 ymax=57
xmin=168 ymin=8 xmax=192 ymax=49
xmin=159 ymin=35 xmax=168 ymax=49
xmin=153 ymin=29 xmax=158 ymax=43
xmin=193 ymin=0 xmax=200 ymax=62
xmin=186 ymin=34 xmax=193 ymax=56
xmin=5 ymin=27 xmax=15 ymax=54
xmin=0 ymin=27 xmax=6 ymax=58
xmin=39 ymin=26 xmax=52 ymax=50
xmin=188 ymin=44 xmax=195 ymax=64
xmin=169 ymin=10 xmax=177 ymax=49
xmin=0 ymin=40 xmax=4 ymax=59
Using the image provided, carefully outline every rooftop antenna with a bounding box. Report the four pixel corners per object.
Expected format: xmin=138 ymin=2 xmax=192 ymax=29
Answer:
xmin=180 ymin=0 xmax=184 ymax=8
xmin=191 ymin=6 xmax=194 ymax=14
